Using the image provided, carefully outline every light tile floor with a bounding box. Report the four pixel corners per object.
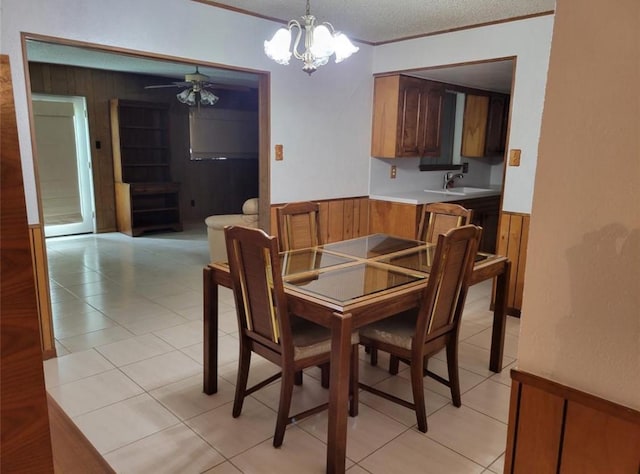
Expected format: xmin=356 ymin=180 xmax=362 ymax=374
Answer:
xmin=43 ymin=224 xmax=519 ymax=473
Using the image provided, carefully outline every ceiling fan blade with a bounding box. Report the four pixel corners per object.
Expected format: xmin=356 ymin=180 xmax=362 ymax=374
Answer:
xmin=144 ymin=84 xmax=181 ymax=89
xmin=202 ymin=83 xmax=251 ymax=91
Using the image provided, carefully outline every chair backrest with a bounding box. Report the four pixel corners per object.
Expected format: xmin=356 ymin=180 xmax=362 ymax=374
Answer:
xmin=276 ymin=201 xmax=321 ymax=252
xmin=224 ymin=225 xmax=292 ymax=356
xmin=414 ymin=225 xmax=481 ymax=350
xmin=417 ymin=202 xmax=473 ymax=244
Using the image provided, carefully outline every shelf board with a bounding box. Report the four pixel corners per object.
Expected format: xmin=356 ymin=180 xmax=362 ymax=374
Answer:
xmin=132 ymin=207 xmax=179 ymax=214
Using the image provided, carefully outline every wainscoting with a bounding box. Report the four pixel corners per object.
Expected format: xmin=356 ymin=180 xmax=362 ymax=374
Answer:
xmin=505 ymin=370 xmax=640 ymax=473
xmin=496 ymin=212 xmax=530 ymax=316
xmin=270 ymin=196 xmax=370 ymax=243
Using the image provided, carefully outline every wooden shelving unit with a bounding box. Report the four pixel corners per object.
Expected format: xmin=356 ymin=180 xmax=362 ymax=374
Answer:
xmin=110 ymin=99 xmax=182 ymax=236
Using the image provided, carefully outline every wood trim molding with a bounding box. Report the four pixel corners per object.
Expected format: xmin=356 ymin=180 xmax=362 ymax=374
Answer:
xmin=29 ymin=224 xmax=56 ymax=359
xmin=1 ymin=52 xmax=54 ymax=473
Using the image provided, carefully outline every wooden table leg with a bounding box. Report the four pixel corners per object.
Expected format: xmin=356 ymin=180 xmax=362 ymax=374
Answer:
xmin=326 ymin=312 xmax=352 ymax=474
xmin=203 ymin=267 xmax=218 ymax=394
xmin=489 ymin=260 xmax=511 ymax=372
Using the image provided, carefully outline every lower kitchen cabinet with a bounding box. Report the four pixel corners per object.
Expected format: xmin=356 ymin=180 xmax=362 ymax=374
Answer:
xmin=369 ymin=196 xmax=500 ymax=254
xmin=115 ymin=182 xmax=182 ymax=237
xmin=368 ymin=200 xmax=422 ymax=239
xmin=454 ymin=196 xmax=500 ymax=253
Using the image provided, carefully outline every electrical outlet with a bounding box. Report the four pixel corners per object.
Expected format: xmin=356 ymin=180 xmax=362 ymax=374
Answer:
xmin=462 ymin=162 xmax=469 ymax=173
xmin=390 ymin=165 xmax=397 ymax=179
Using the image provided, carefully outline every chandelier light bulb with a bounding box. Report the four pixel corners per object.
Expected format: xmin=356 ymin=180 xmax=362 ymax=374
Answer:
xmin=263 ymin=0 xmax=358 ymax=74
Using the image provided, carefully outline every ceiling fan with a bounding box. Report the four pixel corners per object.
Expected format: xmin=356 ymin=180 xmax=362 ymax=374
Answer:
xmin=144 ymin=67 xmax=245 ymax=106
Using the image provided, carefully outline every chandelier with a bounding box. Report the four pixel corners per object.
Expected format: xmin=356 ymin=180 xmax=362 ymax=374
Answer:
xmin=264 ymin=0 xmax=359 ymax=75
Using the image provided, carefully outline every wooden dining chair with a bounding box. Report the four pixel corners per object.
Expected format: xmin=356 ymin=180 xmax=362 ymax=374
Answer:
xmin=358 ymin=225 xmax=482 ymax=432
xmin=224 ymin=225 xmax=359 ymax=447
xmin=367 ymin=202 xmax=474 ymax=367
xmin=417 ymin=202 xmax=473 ymax=243
xmin=276 ymin=201 xmax=321 ymax=252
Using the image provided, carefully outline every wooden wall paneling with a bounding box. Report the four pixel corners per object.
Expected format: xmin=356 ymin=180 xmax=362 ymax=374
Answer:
xmin=1 ymin=53 xmax=55 ymax=473
xmin=560 ymin=401 xmax=640 ymax=473
xmin=270 ymin=204 xmax=278 ymax=235
xmin=512 ymin=384 xmax=565 ymax=473
xmin=514 ymin=216 xmax=529 ymax=309
xmin=28 ymin=224 xmax=56 ymax=359
xmin=342 ymin=199 xmax=354 ymax=240
xmin=270 ymin=197 xmax=370 ymax=244
xmin=315 ymin=200 xmax=328 ymax=243
xmin=92 ymin=68 xmax=118 ymax=232
xmin=496 ymin=211 xmax=530 ymax=316
xmin=506 ymin=370 xmax=640 ymax=473
xmin=327 ymin=199 xmax=345 ymax=243
xmin=504 ymin=214 xmax=523 ymax=309
xmin=359 ymin=198 xmax=367 ymax=236
xmin=503 ymin=378 xmax=522 ymax=474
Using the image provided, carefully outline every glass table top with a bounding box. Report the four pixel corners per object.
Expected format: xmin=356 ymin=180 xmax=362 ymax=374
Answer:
xmin=280 ymin=249 xmax=355 ymax=276
xmin=284 ymin=262 xmax=425 ymax=304
xmin=377 ymin=246 xmax=491 ymax=274
xmin=320 ymin=234 xmax=425 ymax=259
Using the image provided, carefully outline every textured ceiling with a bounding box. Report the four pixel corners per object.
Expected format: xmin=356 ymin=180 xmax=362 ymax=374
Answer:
xmin=204 ymin=0 xmax=555 ymax=44
xmin=26 ymin=0 xmax=554 ymax=92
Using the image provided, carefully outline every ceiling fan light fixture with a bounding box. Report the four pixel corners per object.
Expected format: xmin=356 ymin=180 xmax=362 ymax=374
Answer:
xmin=264 ymin=0 xmax=358 ymax=75
xmin=199 ymin=89 xmax=219 ymax=106
xmin=176 ymin=88 xmax=196 ymax=106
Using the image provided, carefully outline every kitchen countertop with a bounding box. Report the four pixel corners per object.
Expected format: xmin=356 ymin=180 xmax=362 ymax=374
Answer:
xmin=370 ymin=185 xmax=502 ymax=205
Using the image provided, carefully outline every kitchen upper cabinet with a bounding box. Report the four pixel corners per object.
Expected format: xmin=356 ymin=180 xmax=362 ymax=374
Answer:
xmin=461 ymin=94 xmax=490 ymax=157
xmin=461 ymin=93 xmax=509 ymax=158
xmin=371 ymin=75 xmax=444 ymax=158
xmin=485 ymin=94 xmax=510 ymax=155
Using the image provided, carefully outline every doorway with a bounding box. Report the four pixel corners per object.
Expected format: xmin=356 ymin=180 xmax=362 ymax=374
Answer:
xmin=32 ymin=94 xmax=95 ymax=237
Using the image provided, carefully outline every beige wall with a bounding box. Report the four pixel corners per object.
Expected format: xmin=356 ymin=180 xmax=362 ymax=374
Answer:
xmin=518 ymin=0 xmax=639 ymax=409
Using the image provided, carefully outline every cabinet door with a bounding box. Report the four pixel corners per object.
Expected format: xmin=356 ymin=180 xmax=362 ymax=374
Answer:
xmin=397 ymin=78 xmax=425 ymax=156
xmin=420 ymin=85 xmax=444 ymax=156
xmin=461 ymin=94 xmax=489 ymax=157
xmin=485 ymin=94 xmax=509 ymax=155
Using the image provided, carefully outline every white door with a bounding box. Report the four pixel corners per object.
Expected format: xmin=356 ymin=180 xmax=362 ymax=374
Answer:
xmin=32 ymin=95 xmax=95 ymax=237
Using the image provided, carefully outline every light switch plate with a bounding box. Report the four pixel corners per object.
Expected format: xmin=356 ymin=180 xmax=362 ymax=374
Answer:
xmin=509 ymin=149 xmax=521 ymax=166
xmin=275 ymin=144 xmax=283 ymax=161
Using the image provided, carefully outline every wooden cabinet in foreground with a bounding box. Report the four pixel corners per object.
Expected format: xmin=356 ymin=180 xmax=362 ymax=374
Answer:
xmin=110 ymin=99 xmax=182 ymax=236
xmin=371 ymin=75 xmax=444 ymax=158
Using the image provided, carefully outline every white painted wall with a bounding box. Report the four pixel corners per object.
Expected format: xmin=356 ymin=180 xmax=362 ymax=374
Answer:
xmin=2 ymin=1 xmax=553 ymax=222
xmin=518 ymin=0 xmax=639 ymax=410
xmin=372 ymin=16 xmax=554 ymax=214
xmin=0 ymin=0 xmax=374 ymax=223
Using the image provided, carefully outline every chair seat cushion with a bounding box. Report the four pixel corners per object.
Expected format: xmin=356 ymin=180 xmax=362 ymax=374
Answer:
xmin=291 ymin=316 xmax=358 ymax=360
xmin=359 ymin=309 xmax=418 ymax=350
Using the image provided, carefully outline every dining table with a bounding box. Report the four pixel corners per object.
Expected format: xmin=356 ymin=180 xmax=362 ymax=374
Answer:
xmin=202 ymin=233 xmax=511 ymax=474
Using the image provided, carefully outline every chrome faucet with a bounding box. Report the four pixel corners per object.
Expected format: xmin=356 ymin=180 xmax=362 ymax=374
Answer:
xmin=443 ymin=171 xmax=464 ymax=189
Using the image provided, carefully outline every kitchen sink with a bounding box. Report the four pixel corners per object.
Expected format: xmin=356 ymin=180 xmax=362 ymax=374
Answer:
xmin=424 ymin=187 xmax=494 ymax=196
